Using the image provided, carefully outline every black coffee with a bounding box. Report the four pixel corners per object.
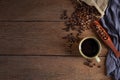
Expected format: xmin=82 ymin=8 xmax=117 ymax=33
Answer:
xmin=81 ymin=38 xmax=99 ymax=57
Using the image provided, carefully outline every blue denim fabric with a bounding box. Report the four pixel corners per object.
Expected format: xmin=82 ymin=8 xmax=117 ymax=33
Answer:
xmin=100 ymin=0 xmax=120 ymax=80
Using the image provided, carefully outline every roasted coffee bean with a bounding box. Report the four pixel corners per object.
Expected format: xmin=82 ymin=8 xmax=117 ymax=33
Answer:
xmin=63 ymin=16 xmax=68 ymax=19
xmin=93 ymin=63 xmax=96 ymax=66
xmin=70 ymin=33 xmax=73 ymax=35
xmin=97 ymin=65 xmax=101 ymax=68
xmin=76 ymin=33 xmax=80 ymax=37
xmin=83 ymin=62 xmax=90 ymax=66
xmin=60 ymin=10 xmax=68 ymax=20
xmin=62 ymin=36 xmax=67 ymax=39
xmin=62 ymin=27 xmax=69 ymax=31
xmin=89 ymin=65 xmax=93 ymax=68
xmin=76 ymin=34 xmax=80 ymax=43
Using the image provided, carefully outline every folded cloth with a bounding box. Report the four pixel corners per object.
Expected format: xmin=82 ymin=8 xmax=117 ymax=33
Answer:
xmin=100 ymin=0 xmax=120 ymax=80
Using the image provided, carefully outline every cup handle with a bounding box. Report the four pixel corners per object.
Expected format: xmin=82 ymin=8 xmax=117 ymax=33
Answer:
xmin=95 ymin=56 xmax=101 ymax=63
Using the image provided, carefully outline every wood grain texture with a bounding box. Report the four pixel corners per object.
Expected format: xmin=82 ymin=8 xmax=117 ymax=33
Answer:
xmin=0 ymin=0 xmax=111 ymax=80
xmin=0 ymin=56 xmax=112 ymax=80
xmin=0 ymin=0 xmax=74 ymax=21
xmin=0 ymin=22 xmax=108 ymax=56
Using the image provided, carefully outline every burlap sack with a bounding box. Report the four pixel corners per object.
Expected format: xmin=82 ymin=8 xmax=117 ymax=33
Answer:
xmin=78 ymin=0 xmax=108 ymax=16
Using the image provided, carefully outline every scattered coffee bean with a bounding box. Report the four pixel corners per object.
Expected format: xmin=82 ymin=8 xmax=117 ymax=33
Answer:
xmin=83 ymin=61 xmax=90 ymax=66
xmin=62 ymin=36 xmax=67 ymax=39
xmin=97 ymin=65 xmax=101 ymax=68
xmin=61 ymin=10 xmax=68 ymax=20
xmin=62 ymin=26 xmax=70 ymax=32
xmin=83 ymin=59 xmax=102 ymax=68
xmin=93 ymin=63 xmax=96 ymax=66
xmin=89 ymin=65 xmax=93 ymax=68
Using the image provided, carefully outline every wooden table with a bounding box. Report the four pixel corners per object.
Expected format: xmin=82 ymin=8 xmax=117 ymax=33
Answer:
xmin=0 ymin=0 xmax=112 ymax=80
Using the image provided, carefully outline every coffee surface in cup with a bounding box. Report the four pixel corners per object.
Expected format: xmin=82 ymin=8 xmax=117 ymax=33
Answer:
xmin=81 ymin=38 xmax=99 ymax=57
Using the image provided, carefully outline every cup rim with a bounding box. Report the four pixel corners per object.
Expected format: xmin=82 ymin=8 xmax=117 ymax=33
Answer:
xmin=79 ymin=37 xmax=102 ymax=59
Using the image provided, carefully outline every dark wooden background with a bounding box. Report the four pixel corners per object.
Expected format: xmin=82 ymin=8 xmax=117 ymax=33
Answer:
xmin=0 ymin=0 xmax=112 ymax=80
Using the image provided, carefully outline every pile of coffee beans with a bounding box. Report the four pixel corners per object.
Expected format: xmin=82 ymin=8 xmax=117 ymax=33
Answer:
xmin=61 ymin=0 xmax=101 ymax=52
xmin=83 ymin=59 xmax=101 ymax=68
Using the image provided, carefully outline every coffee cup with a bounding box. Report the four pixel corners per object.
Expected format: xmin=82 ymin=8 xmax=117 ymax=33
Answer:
xmin=79 ymin=37 xmax=101 ymax=62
